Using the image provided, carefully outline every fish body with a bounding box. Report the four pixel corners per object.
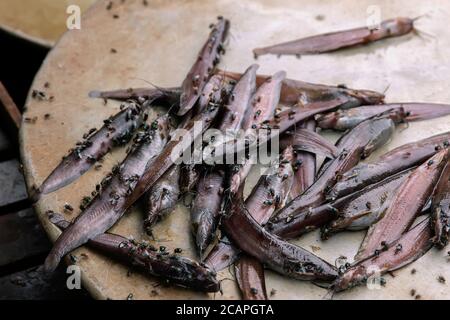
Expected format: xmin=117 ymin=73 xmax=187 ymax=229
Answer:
xmin=288 ymin=120 xmax=317 ymax=199
xmin=228 ymin=70 xmax=286 ymax=194
xmin=191 ymin=65 xmax=259 ymax=255
xmin=329 ymin=132 xmax=450 ymax=200
xmin=321 ymin=169 xmax=413 ymax=238
xmin=280 ymin=126 xmax=338 ymax=159
xmin=88 ymin=87 xmax=180 ymax=104
xmin=205 ymin=147 xmax=294 ymax=272
xmin=190 ymin=169 xmax=225 ymax=256
xmin=253 ymin=17 xmax=415 ymax=57
xmin=44 ymin=115 xmax=171 ymax=272
xmin=431 ymin=158 xmax=450 ymax=248
xmin=234 ymin=147 xmax=294 ymax=299
xmin=34 ymin=101 xmax=144 ymax=201
xmin=219 ymin=70 xmax=384 ymax=108
xmin=235 ymin=255 xmax=268 ymax=300
xmin=222 ymin=192 xmax=338 ymax=281
xmin=356 ymin=148 xmax=449 ymax=261
xmin=203 ymin=64 xmax=259 ymax=163
xmin=122 ymin=95 xmax=223 ymax=217
xmin=48 ymin=213 xmax=219 ymax=292
xmin=272 ymin=114 xmax=397 ymax=225
xmin=317 ymin=103 xmax=450 ymax=131
xmin=144 ymin=164 xmax=181 ymax=232
xmin=333 ymin=217 xmax=432 ymax=292
xmin=178 ymin=17 xmax=230 ymax=115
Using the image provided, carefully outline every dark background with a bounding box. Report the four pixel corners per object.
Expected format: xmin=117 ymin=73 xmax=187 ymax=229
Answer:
xmin=0 ymin=28 xmax=89 ymax=300
xmin=0 ymin=28 xmax=47 ymax=140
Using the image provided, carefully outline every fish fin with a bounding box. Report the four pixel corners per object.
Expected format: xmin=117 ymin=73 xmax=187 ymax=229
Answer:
xmin=47 ymin=212 xmax=67 ymax=227
xmin=354 ymin=224 xmax=377 ymax=261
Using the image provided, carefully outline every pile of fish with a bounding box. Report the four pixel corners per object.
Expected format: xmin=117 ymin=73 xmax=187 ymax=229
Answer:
xmin=33 ymin=16 xmax=450 ymax=298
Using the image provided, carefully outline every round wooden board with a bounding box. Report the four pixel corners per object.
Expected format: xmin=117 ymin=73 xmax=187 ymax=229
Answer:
xmin=0 ymin=0 xmax=95 ymax=47
xmin=20 ymin=0 xmax=450 ymax=300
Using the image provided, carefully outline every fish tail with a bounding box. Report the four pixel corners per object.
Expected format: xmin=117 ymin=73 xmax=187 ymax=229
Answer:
xmin=252 ymin=47 xmax=266 ymax=59
xmin=44 ymin=250 xmax=62 ymax=273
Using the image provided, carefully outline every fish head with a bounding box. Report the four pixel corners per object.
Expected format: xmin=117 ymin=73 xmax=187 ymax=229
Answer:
xmin=332 ymin=265 xmax=368 ymax=292
xmin=383 ymin=17 xmax=415 ymax=35
xmin=362 ymin=117 xmax=396 ymax=158
xmin=164 ymin=255 xmax=220 ymax=293
xmin=342 ymin=88 xmax=385 ymax=106
xmin=315 ymin=112 xmax=339 ymax=129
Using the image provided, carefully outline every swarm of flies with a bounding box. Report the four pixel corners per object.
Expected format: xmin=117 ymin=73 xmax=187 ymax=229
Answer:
xmin=31 ymin=16 xmax=450 ymax=298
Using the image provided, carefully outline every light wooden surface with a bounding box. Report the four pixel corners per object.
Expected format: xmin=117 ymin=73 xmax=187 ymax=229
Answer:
xmin=0 ymin=0 xmax=95 ymax=47
xmin=20 ymin=0 xmax=450 ymax=299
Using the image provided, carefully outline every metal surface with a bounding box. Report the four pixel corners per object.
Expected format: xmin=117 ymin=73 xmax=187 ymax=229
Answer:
xmin=20 ymin=0 xmax=450 ymax=299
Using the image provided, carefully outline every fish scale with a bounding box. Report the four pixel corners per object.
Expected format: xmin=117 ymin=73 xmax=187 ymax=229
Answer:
xmin=356 ymin=147 xmax=449 ymax=261
xmin=33 ymin=101 xmax=145 ymax=201
xmin=47 ymin=213 xmax=219 ymax=292
xmin=44 ymin=115 xmax=171 ymax=272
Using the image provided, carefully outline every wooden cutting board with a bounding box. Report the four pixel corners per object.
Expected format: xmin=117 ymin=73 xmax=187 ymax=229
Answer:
xmin=20 ymin=0 xmax=450 ymax=300
xmin=0 ymin=0 xmax=95 ymax=47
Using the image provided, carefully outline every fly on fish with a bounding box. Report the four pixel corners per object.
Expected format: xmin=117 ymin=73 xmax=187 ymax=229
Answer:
xmin=30 ymin=12 xmax=450 ymax=300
